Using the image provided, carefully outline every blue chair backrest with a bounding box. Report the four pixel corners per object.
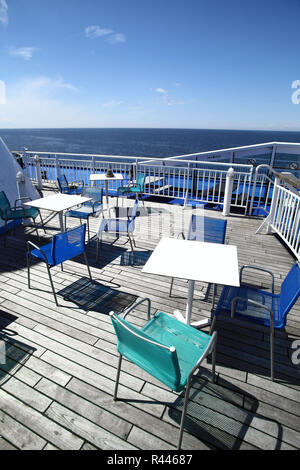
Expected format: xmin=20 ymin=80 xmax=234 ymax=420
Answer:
xmin=188 ymin=215 xmax=227 ymax=244
xmin=0 ymin=191 xmax=10 ymax=219
xmin=81 ymin=187 xmax=103 ymax=204
xmin=279 ymin=262 xmax=300 ymax=320
xmin=110 ymin=313 xmax=181 ymax=391
xmin=57 ymin=175 xmax=69 ymax=193
xmin=136 ymin=174 xmax=146 ymax=191
xmin=51 ymin=224 xmax=86 ymax=266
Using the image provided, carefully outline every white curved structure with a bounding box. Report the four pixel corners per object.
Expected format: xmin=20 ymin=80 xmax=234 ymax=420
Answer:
xmin=0 ymin=137 xmax=40 ymax=233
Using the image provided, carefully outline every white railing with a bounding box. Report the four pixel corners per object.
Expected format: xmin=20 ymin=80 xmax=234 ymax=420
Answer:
xmin=12 ymin=143 xmax=300 ymax=258
xmin=20 ymin=150 xmax=254 ymax=211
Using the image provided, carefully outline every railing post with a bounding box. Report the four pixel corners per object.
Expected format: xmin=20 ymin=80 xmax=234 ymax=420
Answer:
xmin=33 ymin=154 xmax=43 ymax=190
xmin=256 ymin=174 xmax=280 ymax=234
xmin=223 ymin=167 xmax=234 ymax=216
xmin=55 ymin=155 xmax=60 ymax=179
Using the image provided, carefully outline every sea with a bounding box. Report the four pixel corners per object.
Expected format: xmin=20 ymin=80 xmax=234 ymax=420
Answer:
xmin=0 ymin=128 xmax=300 ymax=159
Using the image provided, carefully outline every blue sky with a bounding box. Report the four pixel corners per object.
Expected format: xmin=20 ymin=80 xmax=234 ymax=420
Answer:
xmin=0 ymin=0 xmax=299 ymax=130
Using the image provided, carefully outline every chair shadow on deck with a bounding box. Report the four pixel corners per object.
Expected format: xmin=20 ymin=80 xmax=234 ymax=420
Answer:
xmin=57 ymin=277 xmax=138 ymax=314
xmin=212 ymin=316 xmax=300 ymax=386
xmin=0 ymin=310 xmax=36 ymax=387
xmin=168 ymin=371 xmax=285 ymax=450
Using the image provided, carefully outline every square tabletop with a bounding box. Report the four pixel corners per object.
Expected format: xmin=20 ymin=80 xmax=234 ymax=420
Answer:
xmin=142 ymin=237 xmax=240 ymax=287
xmin=89 ymin=173 xmax=123 ymax=182
xmin=24 ymin=194 xmax=92 ymax=212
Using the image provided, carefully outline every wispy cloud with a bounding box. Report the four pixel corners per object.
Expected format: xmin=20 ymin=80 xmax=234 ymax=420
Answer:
xmin=20 ymin=75 xmax=78 ymax=96
xmin=101 ymin=100 xmax=124 ymax=108
xmin=155 ymin=88 xmax=167 ymax=94
xmin=155 ymin=87 xmax=189 ymax=106
xmin=8 ymin=46 xmax=38 ymax=60
xmin=107 ymin=33 xmax=126 ymax=44
xmin=0 ymin=0 xmax=8 ymax=25
xmin=85 ymin=25 xmax=126 ymax=43
xmin=85 ymin=25 xmax=113 ymax=39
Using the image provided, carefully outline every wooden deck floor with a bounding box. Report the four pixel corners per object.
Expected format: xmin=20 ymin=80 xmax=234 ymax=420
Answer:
xmin=0 ymin=189 xmax=300 ymax=451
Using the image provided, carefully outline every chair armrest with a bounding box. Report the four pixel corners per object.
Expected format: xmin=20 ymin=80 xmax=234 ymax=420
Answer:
xmin=122 ymin=297 xmax=152 ymax=322
xmin=26 ymin=240 xmax=49 ymax=264
xmin=176 ymin=231 xmax=186 ymax=240
xmin=14 ymin=197 xmax=32 ymax=208
xmin=240 ymin=265 xmax=275 ymax=294
xmin=191 ymin=331 xmax=218 ymax=374
xmin=231 ymin=296 xmax=274 ymax=327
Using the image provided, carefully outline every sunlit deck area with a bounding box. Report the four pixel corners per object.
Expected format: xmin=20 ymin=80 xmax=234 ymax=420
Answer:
xmin=0 ymin=187 xmax=299 ymax=451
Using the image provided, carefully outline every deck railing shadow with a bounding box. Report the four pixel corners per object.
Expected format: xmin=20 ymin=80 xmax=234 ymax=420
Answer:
xmin=0 ymin=311 xmax=36 ymax=387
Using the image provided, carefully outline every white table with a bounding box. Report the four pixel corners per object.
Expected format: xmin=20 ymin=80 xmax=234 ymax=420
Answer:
xmin=142 ymin=237 xmax=240 ymax=328
xmin=24 ymin=194 xmax=92 ymax=232
xmin=89 ymin=173 xmax=123 ymax=208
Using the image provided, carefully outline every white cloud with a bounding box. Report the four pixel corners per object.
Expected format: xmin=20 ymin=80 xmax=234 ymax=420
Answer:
xmin=155 ymin=87 xmax=188 ymax=106
xmin=8 ymin=46 xmax=38 ymax=60
xmin=107 ymin=33 xmax=126 ymax=44
xmin=85 ymin=25 xmax=126 ymax=43
xmin=0 ymin=0 xmax=8 ymax=26
xmin=85 ymin=25 xmax=113 ymax=39
xmin=101 ymin=100 xmax=124 ymax=108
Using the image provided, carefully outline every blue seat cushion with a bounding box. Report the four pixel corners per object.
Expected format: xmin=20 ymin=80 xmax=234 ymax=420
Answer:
xmin=65 ymin=203 xmax=102 ymax=219
xmin=215 ymin=284 xmax=282 ymax=328
xmin=142 ymin=312 xmax=211 ymax=391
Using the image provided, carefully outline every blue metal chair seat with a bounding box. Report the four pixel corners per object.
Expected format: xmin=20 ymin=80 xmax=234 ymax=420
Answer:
xmin=110 ymin=298 xmax=217 ymax=449
xmin=64 ymin=188 xmax=103 ymax=242
xmin=27 ymin=224 xmax=92 ymax=305
xmin=211 ymin=262 xmax=300 ymax=380
xmin=96 ymin=199 xmax=138 ymax=263
xmin=57 ymin=174 xmax=84 ymax=195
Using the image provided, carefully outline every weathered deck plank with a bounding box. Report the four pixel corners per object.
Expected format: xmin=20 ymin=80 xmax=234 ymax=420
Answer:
xmin=0 ymin=190 xmax=299 ymax=450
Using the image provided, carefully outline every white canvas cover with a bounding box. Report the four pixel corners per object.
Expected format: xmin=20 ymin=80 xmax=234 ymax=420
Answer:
xmin=0 ymin=137 xmax=40 ymax=231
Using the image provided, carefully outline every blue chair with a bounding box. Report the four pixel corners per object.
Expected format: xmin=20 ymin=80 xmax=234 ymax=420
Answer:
xmin=96 ymin=199 xmax=139 ymax=263
xmin=116 ymin=173 xmax=146 ymax=206
xmin=169 ymin=215 xmax=227 ymax=296
xmin=110 ymin=297 xmax=217 ymax=449
xmin=64 ymin=187 xmax=104 ymax=242
xmin=211 ymin=262 xmax=300 ymax=380
xmin=57 ymin=174 xmax=84 ymax=195
xmin=0 ymin=190 xmax=44 ymax=246
xmin=26 ymin=224 xmax=92 ymax=306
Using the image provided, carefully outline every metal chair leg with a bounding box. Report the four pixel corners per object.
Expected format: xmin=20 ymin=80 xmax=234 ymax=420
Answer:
xmin=177 ymin=375 xmax=192 ymax=450
xmin=27 ymin=255 xmax=31 ymax=289
xmin=83 ymin=251 xmax=92 ymax=281
xmin=169 ymin=277 xmax=174 ymax=296
xmin=46 ymin=265 xmax=58 ymax=306
xmin=114 ymin=354 xmax=123 ymax=401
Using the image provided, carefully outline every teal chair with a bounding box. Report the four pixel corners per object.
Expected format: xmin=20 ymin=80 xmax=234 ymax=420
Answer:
xmin=116 ymin=173 xmax=146 ymax=206
xmin=0 ymin=191 xmax=44 ymax=246
xmin=110 ymin=297 xmax=217 ymax=449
